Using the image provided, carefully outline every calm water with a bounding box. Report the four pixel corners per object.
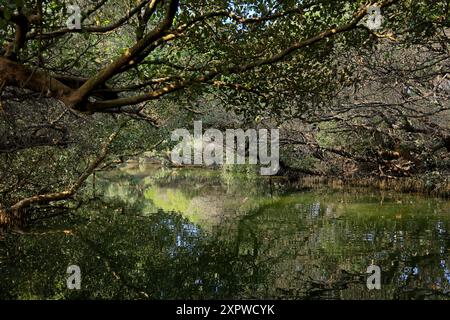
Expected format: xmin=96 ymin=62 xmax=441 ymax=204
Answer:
xmin=1 ymin=166 xmax=450 ymax=299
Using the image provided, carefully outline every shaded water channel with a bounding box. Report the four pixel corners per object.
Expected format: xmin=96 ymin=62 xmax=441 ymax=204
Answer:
xmin=1 ymin=166 xmax=450 ymax=299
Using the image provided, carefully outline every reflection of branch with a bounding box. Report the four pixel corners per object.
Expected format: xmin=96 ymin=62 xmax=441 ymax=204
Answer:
xmin=10 ymin=225 xmax=153 ymax=298
xmin=9 ymin=228 xmax=74 ymax=236
xmin=73 ymin=232 xmax=152 ymax=299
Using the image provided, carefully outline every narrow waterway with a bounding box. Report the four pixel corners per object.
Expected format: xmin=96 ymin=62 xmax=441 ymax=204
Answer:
xmin=1 ymin=166 xmax=449 ymax=299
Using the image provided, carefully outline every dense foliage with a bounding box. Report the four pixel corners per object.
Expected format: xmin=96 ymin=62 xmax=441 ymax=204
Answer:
xmin=0 ymin=0 xmax=449 ymax=228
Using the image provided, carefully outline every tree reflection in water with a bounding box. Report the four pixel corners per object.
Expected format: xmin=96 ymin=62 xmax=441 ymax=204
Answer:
xmin=1 ymin=167 xmax=449 ymax=300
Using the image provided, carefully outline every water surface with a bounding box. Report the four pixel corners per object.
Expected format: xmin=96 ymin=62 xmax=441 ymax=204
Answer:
xmin=1 ymin=166 xmax=450 ymax=299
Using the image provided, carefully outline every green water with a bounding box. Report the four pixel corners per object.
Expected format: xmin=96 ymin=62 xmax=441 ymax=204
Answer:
xmin=1 ymin=166 xmax=450 ymax=299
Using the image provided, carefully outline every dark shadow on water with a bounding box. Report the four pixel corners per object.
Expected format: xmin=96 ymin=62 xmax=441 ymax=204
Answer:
xmin=1 ymin=167 xmax=449 ymax=300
